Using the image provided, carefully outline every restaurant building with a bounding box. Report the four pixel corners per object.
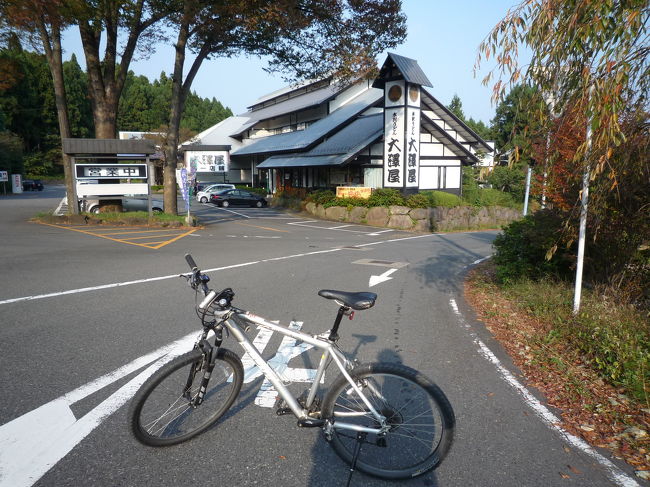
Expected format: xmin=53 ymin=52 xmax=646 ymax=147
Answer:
xmin=180 ymin=53 xmax=492 ymax=195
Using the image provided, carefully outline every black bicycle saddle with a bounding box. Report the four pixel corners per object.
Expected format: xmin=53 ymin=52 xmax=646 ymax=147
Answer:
xmin=318 ymin=290 xmax=377 ymax=310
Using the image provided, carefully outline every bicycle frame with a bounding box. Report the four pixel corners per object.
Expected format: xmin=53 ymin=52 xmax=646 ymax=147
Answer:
xmin=213 ymin=307 xmax=387 ymax=435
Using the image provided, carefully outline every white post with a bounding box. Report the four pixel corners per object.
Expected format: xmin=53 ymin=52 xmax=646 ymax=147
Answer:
xmin=573 ymin=89 xmax=593 ymax=315
xmin=523 ymin=164 xmax=532 ymax=216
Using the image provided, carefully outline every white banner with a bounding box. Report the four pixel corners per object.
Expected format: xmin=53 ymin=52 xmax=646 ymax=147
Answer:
xmin=384 ymin=107 xmax=405 ymax=187
xmin=405 ymin=107 xmax=421 ymax=187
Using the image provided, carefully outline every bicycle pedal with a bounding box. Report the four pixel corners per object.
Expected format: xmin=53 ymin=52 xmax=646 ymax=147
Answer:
xmin=297 ymin=418 xmax=325 ymax=428
xmin=276 ymin=407 xmax=292 ymax=416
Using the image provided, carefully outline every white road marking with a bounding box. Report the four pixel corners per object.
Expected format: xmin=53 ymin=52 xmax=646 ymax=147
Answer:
xmin=0 ymin=232 xmax=443 ymax=485
xmin=0 ymin=332 xmax=198 ymax=487
xmin=287 ymin=221 xmax=384 ymax=234
xmin=0 ymin=233 xmax=440 ymax=306
xmin=241 ymin=321 xmax=326 ymax=408
xmin=368 ymin=268 xmax=397 ymax=287
xmin=449 ymin=298 xmax=639 ymax=487
xmin=366 ymin=229 xmax=393 ymax=236
xmin=212 ymin=207 xmax=251 ymax=218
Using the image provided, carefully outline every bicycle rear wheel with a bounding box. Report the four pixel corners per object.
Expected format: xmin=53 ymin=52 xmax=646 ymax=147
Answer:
xmin=321 ymin=362 xmax=455 ymax=480
xmin=130 ymin=347 xmax=243 ymax=446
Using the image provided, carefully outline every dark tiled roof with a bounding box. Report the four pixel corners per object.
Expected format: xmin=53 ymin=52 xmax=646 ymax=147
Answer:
xmin=231 ymin=84 xmax=342 ymax=137
xmin=232 ymin=89 xmax=382 ymax=156
xmin=257 ymin=114 xmax=383 ymax=168
xmin=372 ymin=53 xmax=433 ymax=88
xmin=62 ymin=138 xmax=156 ymax=155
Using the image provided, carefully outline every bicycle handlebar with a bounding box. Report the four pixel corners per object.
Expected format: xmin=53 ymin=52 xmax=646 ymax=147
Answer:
xmin=185 ymin=253 xmax=198 ymax=271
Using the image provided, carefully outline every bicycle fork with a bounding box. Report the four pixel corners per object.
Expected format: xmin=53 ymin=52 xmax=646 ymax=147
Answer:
xmin=186 ymin=339 xmax=218 ymax=407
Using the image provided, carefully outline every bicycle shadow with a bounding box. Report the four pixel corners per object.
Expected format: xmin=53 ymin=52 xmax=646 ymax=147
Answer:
xmin=306 ymin=347 xmax=441 ymax=487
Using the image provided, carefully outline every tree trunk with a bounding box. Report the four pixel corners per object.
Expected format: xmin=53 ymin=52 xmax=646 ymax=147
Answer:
xmin=37 ymin=19 xmax=77 ymax=213
xmin=163 ymin=8 xmax=209 ymax=215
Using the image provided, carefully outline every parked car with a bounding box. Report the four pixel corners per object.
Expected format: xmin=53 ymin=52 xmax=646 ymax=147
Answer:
xmin=210 ymin=189 xmax=267 ymax=208
xmin=83 ymin=197 xmax=163 ymax=214
xmin=22 ymin=179 xmax=44 ymax=191
xmin=196 ymin=183 xmax=236 ymax=203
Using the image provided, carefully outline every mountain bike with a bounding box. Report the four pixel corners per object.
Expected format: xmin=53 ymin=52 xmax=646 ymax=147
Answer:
xmin=128 ymin=254 xmax=455 ymax=481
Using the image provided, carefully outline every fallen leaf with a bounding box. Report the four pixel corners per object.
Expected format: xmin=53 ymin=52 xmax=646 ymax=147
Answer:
xmin=568 ymin=465 xmax=582 ymax=474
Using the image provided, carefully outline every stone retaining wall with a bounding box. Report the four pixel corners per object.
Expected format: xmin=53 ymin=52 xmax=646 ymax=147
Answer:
xmin=304 ymin=202 xmax=521 ymax=232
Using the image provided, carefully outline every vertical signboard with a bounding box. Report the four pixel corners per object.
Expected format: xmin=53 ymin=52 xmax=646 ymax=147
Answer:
xmin=405 ymin=84 xmax=421 ymax=187
xmin=383 ymin=81 xmax=406 ymax=188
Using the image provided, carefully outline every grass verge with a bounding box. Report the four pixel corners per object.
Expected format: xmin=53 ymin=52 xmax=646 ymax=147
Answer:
xmin=465 ymin=260 xmax=649 ymax=478
xmin=33 ymin=211 xmax=195 ymax=227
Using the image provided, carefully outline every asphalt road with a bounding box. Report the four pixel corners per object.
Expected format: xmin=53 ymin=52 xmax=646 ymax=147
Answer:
xmin=0 ymin=186 xmax=641 ymax=487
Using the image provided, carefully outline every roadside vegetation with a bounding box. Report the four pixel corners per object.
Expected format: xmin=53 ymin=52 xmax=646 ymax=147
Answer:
xmin=466 ymin=261 xmax=649 ymax=474
xmin=273 ymin=184 xmax=523 ymax=213
xmin=34 ymin=211 xmax=191 ymax=227
xmin=466 ymin=1 xmax=649 ymax=478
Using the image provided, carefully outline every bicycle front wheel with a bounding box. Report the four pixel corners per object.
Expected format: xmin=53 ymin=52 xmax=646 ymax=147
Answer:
xmin=129 ymin=347 xmax=243 ymax=446
xmin=321 ymin=362 xmax=455 ymax=480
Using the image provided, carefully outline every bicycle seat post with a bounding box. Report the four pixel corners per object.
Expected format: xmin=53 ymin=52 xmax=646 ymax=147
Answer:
xmin=328 ymin=305 xmax=348 ymax=342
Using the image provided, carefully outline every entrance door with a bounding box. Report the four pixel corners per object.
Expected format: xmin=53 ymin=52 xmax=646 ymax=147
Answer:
xmin=363 ymin=167 xmax=382 ymax=188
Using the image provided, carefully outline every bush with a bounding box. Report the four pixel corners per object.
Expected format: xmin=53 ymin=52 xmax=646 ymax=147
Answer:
xmin=419 ymin=190 xmax=462 ymax=207
xmin=406 ymin=193 xmax=429 ymax=208
xmin=366 ymin=188 xmax=405 ymax=207
xmin=492 ymin=209 xmax=574 ymax=284
xmin=323 ymin=196 xmax=368 ymax=209
xmin=306 ymin=189 xmax=336 ymax=205
xmin=271 ymin=189 xmax=304 ymax=210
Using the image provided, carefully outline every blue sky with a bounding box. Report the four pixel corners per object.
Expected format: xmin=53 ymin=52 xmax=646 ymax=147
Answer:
xmin=62 ymin=0 xmax=525 ymax=124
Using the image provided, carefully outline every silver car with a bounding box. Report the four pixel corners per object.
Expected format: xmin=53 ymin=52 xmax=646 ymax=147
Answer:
xmin=196 ymin=183 xmax=236 ymax=203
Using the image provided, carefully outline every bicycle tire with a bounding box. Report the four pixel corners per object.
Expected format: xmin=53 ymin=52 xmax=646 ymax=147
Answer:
xmin=321 ymin=362 xmax=455 ymax=480
xmin=129 ymin=347 xmax=243 ymax=446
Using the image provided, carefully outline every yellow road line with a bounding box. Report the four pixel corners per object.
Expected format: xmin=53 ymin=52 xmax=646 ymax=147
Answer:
xmin=233 ymin=221 xmax=289 ymax=233
xmin=95 ymin=229 xmax=185 ymax=236
xmin=121 ymin=233 xmax=186 ymax=241
xmin=151 ymin=228 xmax=198 ymax=249
xmin=34 ymin=221 xmax=197 ymax=249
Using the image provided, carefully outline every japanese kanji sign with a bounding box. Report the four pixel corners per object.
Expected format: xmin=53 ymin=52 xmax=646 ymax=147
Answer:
xmin=383 ymin=80 xmax=421 ymax=188
xmin=75 ymin=164 xmax=147 ymax=180
xmin=185 ymin=151 xmax=229 ymax=173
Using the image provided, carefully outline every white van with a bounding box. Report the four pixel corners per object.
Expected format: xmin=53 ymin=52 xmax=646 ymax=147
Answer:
xmin=196 ymin=183 xmax=236 ymax=203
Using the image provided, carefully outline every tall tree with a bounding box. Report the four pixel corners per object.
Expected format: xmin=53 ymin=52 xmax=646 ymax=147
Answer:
xmin=448 ymin=94 xmax=465 ymax=120
xmin=73 ymin=0 xmax=174 ymax=138
xmin=161 ymin=0 xmax=407 ymax=214
xmin=476 ymin=0 xmax=649 ymax=311
xmin=0 ymin=1 xmax=77 ymax=209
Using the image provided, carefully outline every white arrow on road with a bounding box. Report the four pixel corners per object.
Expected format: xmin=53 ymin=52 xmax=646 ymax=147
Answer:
xmin=369 ymin=268 xmax=397 ymax=287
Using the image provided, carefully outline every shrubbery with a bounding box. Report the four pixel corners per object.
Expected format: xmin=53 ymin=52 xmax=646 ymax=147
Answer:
xmin=304 ymin=188 xmax=466 ymax=209
xmin=492 ymin=209 xmax=574 ymax=284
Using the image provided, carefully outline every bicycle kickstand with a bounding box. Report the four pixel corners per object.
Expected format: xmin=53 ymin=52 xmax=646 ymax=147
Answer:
xmin=345 ymin=432 xmax=367 ymax=487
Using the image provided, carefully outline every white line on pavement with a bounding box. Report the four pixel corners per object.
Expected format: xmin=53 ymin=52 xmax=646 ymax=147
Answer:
xmin=449 ymin=298 xmax=639 ymax=487
xmin=0 ymin=332 xmax=198 ymax=487
xmin=0 ymin=234 xmax=437 ymax=306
